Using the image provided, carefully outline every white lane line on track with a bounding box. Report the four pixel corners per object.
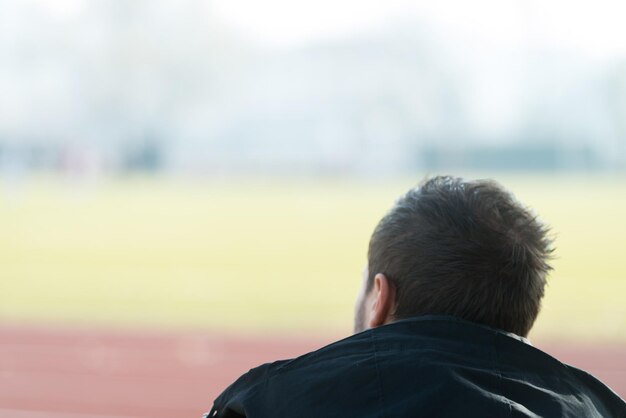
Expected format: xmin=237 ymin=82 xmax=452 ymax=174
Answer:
xmin=0 ymin=408 xmax=145 ymax=418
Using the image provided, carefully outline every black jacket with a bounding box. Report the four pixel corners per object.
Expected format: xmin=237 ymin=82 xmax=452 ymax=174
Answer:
xmin=207 ymin=316 xmax=625 ymax=417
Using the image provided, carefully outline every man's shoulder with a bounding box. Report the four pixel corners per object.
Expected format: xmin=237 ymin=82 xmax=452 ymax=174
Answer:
xmin=208 ymin=316 xmax=515 ymax=417
xmin=208 ymin=316 xmax=626 ymax=418
xmin=209 ymin=328 xmax=380 ymax=417
xmin=213 ymin=315 xmax=467 ymax=395
xmin=216 ymin=328 xmax=376 ymax=398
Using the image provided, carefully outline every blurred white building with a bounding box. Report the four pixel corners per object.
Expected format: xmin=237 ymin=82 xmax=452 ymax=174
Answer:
xmin=0 ymin=0 xmax=625 ymax=176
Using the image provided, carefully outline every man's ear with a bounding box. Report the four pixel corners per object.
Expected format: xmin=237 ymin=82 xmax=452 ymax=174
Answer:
xmin=368 ymin=273 xmax=396 ymax=328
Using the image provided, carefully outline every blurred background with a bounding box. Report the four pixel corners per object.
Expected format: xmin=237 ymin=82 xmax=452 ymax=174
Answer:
xmin=0 ymin=1 xmax=625 ymax=417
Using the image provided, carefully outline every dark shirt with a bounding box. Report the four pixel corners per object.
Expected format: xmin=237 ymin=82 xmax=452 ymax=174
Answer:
xmin=207 ymin=316 xmax=626 ymax=417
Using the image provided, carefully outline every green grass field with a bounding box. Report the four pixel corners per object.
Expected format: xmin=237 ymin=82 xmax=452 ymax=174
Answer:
xmin=1 ymin=175 xmax=625 ymax=341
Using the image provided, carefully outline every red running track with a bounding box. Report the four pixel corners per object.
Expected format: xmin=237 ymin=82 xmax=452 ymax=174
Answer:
xmin=0 ymin=324 xmax=623 ymax=418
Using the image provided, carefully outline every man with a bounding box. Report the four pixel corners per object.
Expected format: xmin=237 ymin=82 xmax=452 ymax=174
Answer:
xmin=206 ymin=176 xmax=625 ymax=417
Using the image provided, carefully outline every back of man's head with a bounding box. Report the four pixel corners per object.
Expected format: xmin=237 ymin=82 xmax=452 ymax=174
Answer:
xmin=367 ymin=176 xmax=553 ymax=337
